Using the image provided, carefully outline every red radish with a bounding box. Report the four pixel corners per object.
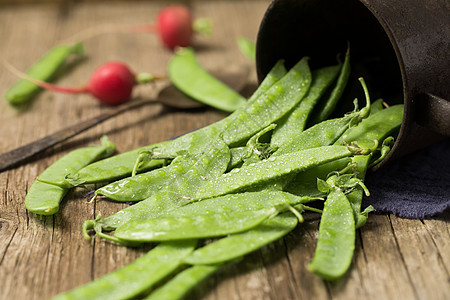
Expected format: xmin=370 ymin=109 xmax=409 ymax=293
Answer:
xmin=132 ymin=5 xmax=210 ymax=49
xmin=62 ymin=5 xmax=211 ymax=50
xmin=2 ymin=60 xmax=161 ymax=105
xmin=156 ymin=5 xmax=194 ymax=49
xmin=86 ymin=62 xmax=136 ymax=105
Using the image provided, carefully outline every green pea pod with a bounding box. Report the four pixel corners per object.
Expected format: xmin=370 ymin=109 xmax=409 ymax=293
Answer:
xmin=25 ymin=136 xmax=115 ymax=215
xmin=95 ymin=134 xmax=230 ymax=202
xmin=144 ymin=264 xmax=222 ymax=300
xmin=84 ymin=136 xmax=231 ymax=237
xmin=308 ymin=48 xmax=351 ymax=125
xmin=72 ymin=140 xmax=169 ymax=184
xmin=166 ymin=191 xmax=309 ymax=218
xmin=184 ymin=211 xmax=297 ymax=265
xmin=220 ymin=56 xmax=311 ymax=147
xmin=193 ymin=145 xmax=358 ymax=201
xmin=4 ymin=42 xmax=85 ymax=106
xmin=114 ymin=208 xmax=275 ymax=242
xmin=72 ymin=60 xmax=287 ymax=185
xmin=271 ymin=63 xmax=342 ymax=147
xmin=274 ymin=98 xmax=370 ymax=157
xmin=94 ymin=155 xmax=197 ymax=202
xmin=308 ymin=188 xmax=355 ymax=281
xmin=51 ymin=240 xmax=196 ymax=300
xmin=169 ymin=47 xmax=247 ymax=112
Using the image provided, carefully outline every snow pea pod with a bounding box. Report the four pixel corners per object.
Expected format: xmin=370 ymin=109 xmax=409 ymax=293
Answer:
xmin=144 ymin=264 xmax=222 ymax=300
xmin=25 ymin=136 xmax=115 ymax=215
xmin=93 ymin=190 xmax=306 ymax=240
xmin=219 ymin=56 xmax=311 ymax=147
xmin=193 ymin=145 xmax=360 ymax=201
xmin=69 ymin=141 xmax=168 ymax=185
xmin=169 ymin=47 xmax=247 ymax=112
xmin=308 ymin=49 xmax=351 ymax=125
xmin=72 ymin=60 xmax=287 ymax=185
xmin=4 ymin=42 xmax=84 ymax=106
xmin=308 ymin=184 xmax=356 ymax=281
xmin=112 ymin=188 xmax=309 ymax=243
xmin=158 ymin=191 xmax=309 ymax=218
xmin=51 ymin=240 xmax=196 ymax=300
xmin=94 ymin=155 xmax=197 ymax=202
xmin=271 ymin=63 xmax=341 ymax=147
xmin=84 ymin=136 xmax=231 ymax=237
xmin=114 ymin=208 xmax=276 ymax=242
xmin=95 ymin=135 xmax=230 ymax=202
xmin=274 ymin=98 xmax=370 ymax=157
xmin=184 ymin=211 xmax=297 ymax=265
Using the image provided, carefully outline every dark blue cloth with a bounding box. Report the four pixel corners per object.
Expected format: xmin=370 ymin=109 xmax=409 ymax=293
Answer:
xmin=364 ymin=138 xmax=450 ymax=219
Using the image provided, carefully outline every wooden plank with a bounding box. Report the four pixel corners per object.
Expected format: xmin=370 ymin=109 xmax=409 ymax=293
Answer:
xmin=0 ymin=1 xmax=449 ymax=300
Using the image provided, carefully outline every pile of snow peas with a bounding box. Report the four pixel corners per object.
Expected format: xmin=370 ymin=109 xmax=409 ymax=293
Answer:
xmin=24 ymin=50 xmax=404 ymax=299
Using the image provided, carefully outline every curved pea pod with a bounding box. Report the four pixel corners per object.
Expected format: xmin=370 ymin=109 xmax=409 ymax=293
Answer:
xmin=51 ymin=240 xmax=196 ymax=300
xmin=274 ymin=101 xmax=371 ymax=157
xmin=271 ymin=63 xmax=342 ymax=147
xmin=308 ymin=48 xmax=351 ymax=125
xmin=71 ymin=140 xmax=170 ymax=184
xmin=4 ymin=42 xmax=84 ymax=106
xmin=94 ymin=155 xmax=195 ymax=202
xmin=221 ymin=56 xmax=311 ymax=147
xmin=144 ymin=264 xmax=222 ymax=300
xmin=308 ymin=188 xmax=355 ymax=281
xmin=25 ymin=136 xmax=115 ymax=215
xmin=171 ymin=191 xmax=310 ymax=217
xmin=95 ymin=135 xmax=231 ymax=202
xmin=247 ymin=59 xmax=287 ymax=103
xmin=184 ymin=212 xmax=297 ymax=265
xmin=335 ymin=104 xmax=404 ymax=145
xmin=193 ymin=145 xmax=358 ymax=201
xmin=84 ymin=138 xmax=231 ymax=237
xmin=114 ymin=208 xmax=277 ymax=242
xmin=169 ymin=47 xmax=247 ymax=112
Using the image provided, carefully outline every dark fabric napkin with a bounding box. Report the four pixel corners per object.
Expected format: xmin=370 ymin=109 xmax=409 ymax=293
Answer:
xmin=363 ymin=138 xmax=450 ymax=219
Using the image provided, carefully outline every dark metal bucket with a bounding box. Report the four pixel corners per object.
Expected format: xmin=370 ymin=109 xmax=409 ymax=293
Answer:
xmin=256 ymin=0 xmax=449 ymax=169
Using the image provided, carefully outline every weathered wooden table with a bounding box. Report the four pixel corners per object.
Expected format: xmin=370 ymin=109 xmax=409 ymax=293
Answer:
xmin=0 ymin=1 xmax=448 ymax=299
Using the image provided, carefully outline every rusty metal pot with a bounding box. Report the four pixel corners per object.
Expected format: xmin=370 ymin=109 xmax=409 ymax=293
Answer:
xmin=256 ymin=0 xmax=449 ymax=169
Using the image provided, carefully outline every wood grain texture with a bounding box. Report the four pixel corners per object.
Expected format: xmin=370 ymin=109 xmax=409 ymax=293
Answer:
xmin=0 ymin=1 xmax=448 ymax=300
